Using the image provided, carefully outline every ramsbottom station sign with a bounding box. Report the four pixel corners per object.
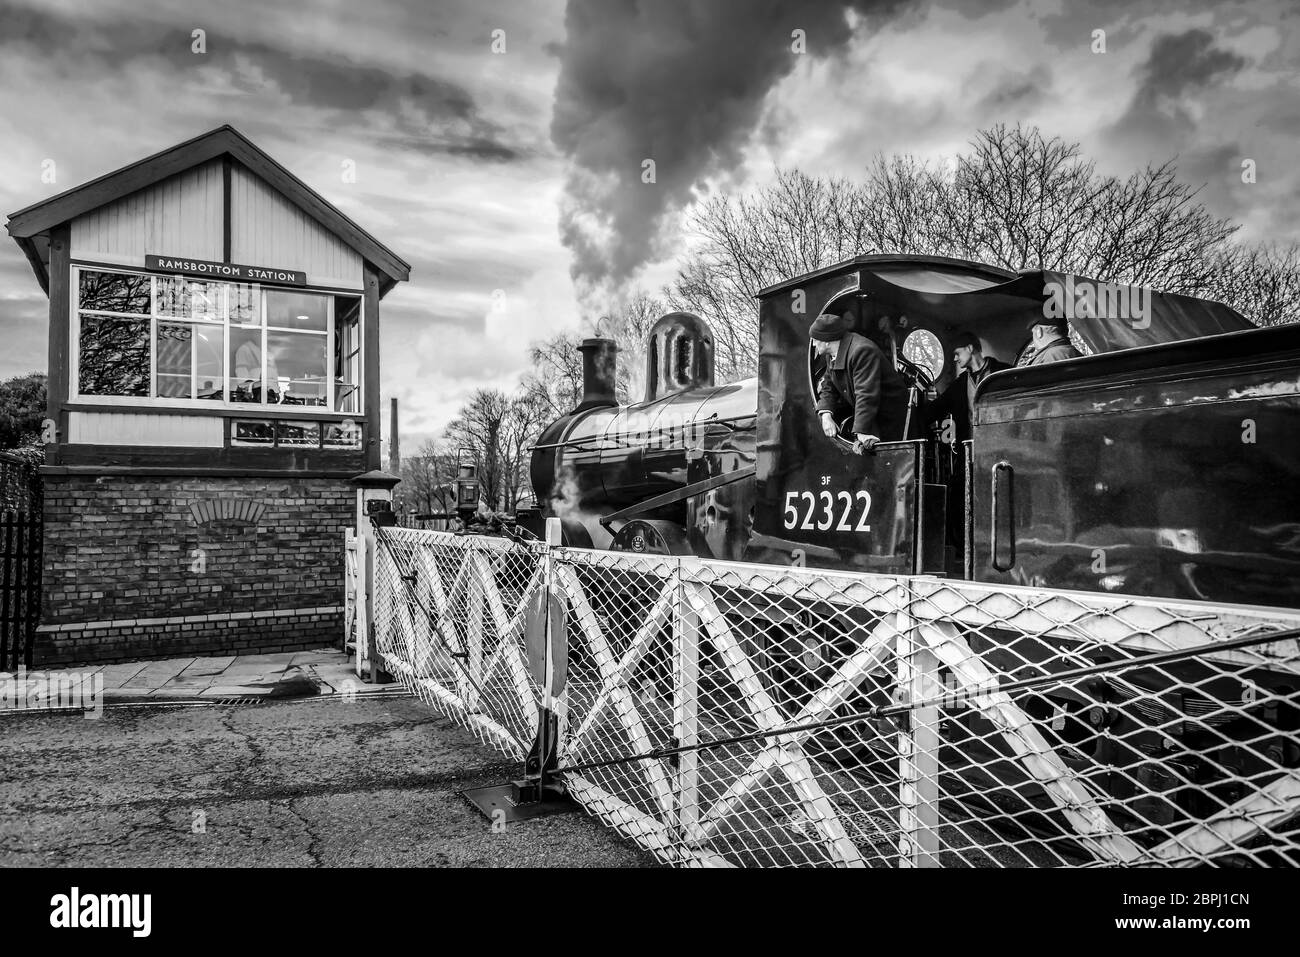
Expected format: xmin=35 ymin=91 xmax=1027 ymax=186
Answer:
xmin=145 ymin=254 xmax=306 ymax=286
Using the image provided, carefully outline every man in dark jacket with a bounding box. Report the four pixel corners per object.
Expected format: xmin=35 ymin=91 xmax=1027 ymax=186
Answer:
xmin=923 ymin=331 xmax=1009 ymax=444
xmin=811 ymin=312 xmax=906 ymax=453
xmin=1021 ymin=317 xmax=1082 ymax=366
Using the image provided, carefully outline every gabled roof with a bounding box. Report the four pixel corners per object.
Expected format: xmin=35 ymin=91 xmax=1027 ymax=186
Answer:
xmin=5 ymin=125 xmax=410 ymax=295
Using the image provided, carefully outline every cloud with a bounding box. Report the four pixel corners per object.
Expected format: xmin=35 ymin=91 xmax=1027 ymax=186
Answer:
xmin=549 ymin=0 xmax=919 ymax=288
xmin=0 ymin=4 xmax=528 ymax=163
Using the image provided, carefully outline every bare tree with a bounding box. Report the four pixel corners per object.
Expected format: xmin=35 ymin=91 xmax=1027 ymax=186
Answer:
xmin=445 ymin=389 xmax=512 ymax=512
xmin=670 ymin=168 xmax=872 ymax=380
xmin=1207 ymin=241 xmax=1300 ymax=327
xmin=501 ymin=389 xmax=552 ymax=511
xmin=394 ymin=438 xmax=457 ymax=522
xmin=525 ymin=288 xmax=671 ymax=413
xmin=668 ymin=123 xmax=1276 ymax=382
xmin=595 ymin=289 xmax=667 ymax=403
xmin=523 ymin=331 xmax=585 ymax=421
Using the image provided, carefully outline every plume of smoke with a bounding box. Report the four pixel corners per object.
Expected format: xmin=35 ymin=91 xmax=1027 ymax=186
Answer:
xmin=547 ymin=457 xmax=613 ymax=549
xmin=550 ymin=0 xmax=899 ymax=288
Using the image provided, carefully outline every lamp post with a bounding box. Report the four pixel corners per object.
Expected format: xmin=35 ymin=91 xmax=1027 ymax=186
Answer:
xmin=455 ymin=447 xmax=480 ymax=526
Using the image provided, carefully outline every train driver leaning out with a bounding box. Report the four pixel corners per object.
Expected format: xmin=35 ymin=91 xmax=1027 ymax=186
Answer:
xmin=811 ymin=311 xmax=906 ymax=454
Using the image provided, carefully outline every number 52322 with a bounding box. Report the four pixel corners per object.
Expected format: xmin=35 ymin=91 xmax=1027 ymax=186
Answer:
xmin=782 ymin=490 xmax=872 ymax=532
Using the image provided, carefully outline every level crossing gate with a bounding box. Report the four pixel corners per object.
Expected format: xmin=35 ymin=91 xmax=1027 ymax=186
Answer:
xmin=354 ymin=523 xmax=1300 ymax=867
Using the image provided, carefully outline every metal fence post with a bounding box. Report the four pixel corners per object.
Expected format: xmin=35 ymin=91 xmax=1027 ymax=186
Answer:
xmin=510 ymin=517 xmax=568 ymax=806
xmin=461 ymin=517 xmax=575 ymax=821
xmin=897 ymin=586 xmax=943 ymax=867
xmin=541 ymin=517 xmax=563 ymax=768
xmin=352 ymin=471 xmax=399 ymax=682
xmin=673 ymin=558 xmax=700 ymax=846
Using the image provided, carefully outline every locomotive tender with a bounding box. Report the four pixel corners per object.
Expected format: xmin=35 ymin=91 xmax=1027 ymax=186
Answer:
xmin=531 ymin=253 xmax=1299 ymax=610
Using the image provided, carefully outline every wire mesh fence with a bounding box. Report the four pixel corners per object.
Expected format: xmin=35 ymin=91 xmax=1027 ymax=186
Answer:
xmin=369 ymin=525 xmax=1300 ymax=867
xmin=371 ymin=527 xmax=544 ymax=761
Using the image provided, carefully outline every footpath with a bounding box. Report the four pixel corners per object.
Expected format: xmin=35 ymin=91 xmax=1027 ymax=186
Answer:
xmin=1 ymin=648 xmax=395 ymax=707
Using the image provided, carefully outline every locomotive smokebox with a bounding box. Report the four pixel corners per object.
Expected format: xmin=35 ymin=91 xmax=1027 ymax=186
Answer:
xmin=576 ymin=337 xmax=619 ymax=411
xmin=645 ymin=312 xmax=715 ymax=402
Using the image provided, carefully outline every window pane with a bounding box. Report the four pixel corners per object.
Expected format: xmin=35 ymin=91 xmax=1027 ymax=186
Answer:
xmin=159 ymin=322 xmax=224 ymax=400
xmin=156 ymin=277 xmax=223 ymax=321
xmin=267 ymin=331 xmax=327 ymax=406
xmin=79 ymin=270 xmax=150 ymax=314
xmin=266 ymin=290 xmax=328 ymax=331
xmin=229 ymin=283 xmax=260 ymax=326
xmin=232 ymin=420 xmax=274 ymax=446
xmin=323 ymin=420 xmax=363 ymax=449
xmin=79 ymin=316 xmax=149 ymax=396
xmin=229 ymin=327 xmax=265 ymax=403
xmin=156 ymin=322 xmax=194 ymax=398
xmin=334 ymin=296 xmax=361 ymax=413
xmin=194 ymin=325 xmax=223 ymax=400
xmin=277 ymin=421 xmax=320 ymax=447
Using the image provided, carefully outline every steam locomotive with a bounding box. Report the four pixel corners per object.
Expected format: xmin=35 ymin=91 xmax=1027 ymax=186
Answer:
xmin=523 ymin=255 xmax=1300 ymax=844
xmin=531 ymin=253 xmax=1299 ymax=608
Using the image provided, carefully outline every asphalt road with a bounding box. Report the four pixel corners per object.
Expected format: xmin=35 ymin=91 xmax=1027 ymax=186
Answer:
xmin=0 ymin=696 xmax=653 ymax=867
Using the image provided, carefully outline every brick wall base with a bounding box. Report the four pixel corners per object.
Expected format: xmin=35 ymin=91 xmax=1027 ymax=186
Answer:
xmin=39 ymin=474 xmax=355 ymax=667
xmin=35 ymin=607 xmax=343 ymax=668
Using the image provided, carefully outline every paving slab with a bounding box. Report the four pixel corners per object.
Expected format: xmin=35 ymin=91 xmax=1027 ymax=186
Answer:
xmin=119 ymin=658 xmax=196 ymax=688
xmin=291 ymin=650 xmax=343 ymax=666
xmin=29 ymin=649 xmax=397 ymax=705
xmin=96 ymin=662 xmax=151 ymax=687
xmin=178 ymin=656 xmax=237 ymax=678
xmin=248 ymin=652 xmax=300 ymax=665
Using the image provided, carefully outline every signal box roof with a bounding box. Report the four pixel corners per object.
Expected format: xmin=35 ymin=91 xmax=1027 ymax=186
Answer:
xmin=6 ymin=125 xmax=410 ymax=296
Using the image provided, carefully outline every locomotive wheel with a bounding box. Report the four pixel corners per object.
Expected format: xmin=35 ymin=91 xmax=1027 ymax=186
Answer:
xmin=610 ymin=519 xmax=694 ymax=556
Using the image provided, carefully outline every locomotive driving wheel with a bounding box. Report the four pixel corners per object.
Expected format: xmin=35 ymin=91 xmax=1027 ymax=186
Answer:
xmin=610 ymin=519 xmax=695 ymax=556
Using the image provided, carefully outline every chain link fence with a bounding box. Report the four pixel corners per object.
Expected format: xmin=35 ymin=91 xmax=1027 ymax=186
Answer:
xmin=369 ymin=525 xmax=1300 ymax=867
xmin=371 ymin=527 xmax=544 ymax=760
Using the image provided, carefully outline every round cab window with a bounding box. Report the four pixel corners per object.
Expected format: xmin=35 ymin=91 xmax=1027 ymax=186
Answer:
xmin=902 ymin=329 xmax=944 ymax=383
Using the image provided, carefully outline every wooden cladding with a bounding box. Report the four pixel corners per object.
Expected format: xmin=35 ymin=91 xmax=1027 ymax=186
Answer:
xmin=67 ymin=158 xmax=363 ymax=289
xmin=71 ymin=160 xmax=224 ymax=264
xmin=229 ymin=164 xmax=362 ymax=289
xmin=68 ymin=412 xmax=224 ymax=448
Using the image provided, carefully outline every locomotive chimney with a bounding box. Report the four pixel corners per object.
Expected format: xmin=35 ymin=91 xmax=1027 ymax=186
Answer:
xmin=576 ymin=337 xmax=618 ymax=411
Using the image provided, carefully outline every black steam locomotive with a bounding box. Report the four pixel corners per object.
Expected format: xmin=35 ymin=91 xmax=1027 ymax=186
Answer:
xmin=524 ymin=255 xmax=1300 ymax=846
xmin=531 ymin=253 xmax=1300 ymax=610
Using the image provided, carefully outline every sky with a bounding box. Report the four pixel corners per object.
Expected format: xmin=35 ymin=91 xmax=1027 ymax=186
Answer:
xmin=1 ymin=0 xmax=1297 ymax=453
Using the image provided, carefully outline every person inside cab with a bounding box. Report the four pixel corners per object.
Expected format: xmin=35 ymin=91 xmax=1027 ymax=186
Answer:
xmin=923 ymin=331 xmax=1008 ymax=444
xmin=1021 ymin=316 xmax=1082 ymax=366
xmin=811 ymin=311 xmax=907 ymax=454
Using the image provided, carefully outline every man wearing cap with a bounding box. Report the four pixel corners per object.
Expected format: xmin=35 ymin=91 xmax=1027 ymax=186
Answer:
xmin=923 ymin=331 xmax=1008 ymax=445
xmin=811 ymin=311 xmax=905 ymax=453
xmin=1021 ymin=317 xmax=1082 ymax=367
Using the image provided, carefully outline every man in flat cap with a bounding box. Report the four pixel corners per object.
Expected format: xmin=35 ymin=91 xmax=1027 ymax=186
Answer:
xmin=1021 ymin=316 xmax=1082 ymax=367
xmin=923 ymin=331 xmax=1009 ymax=445
xmin=811 ymin=311 xmax=905 ymax=453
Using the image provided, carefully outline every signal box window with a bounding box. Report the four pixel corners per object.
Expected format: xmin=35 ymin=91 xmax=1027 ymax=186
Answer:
xmin=73 ymin=267 xmax=363 ymax=415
